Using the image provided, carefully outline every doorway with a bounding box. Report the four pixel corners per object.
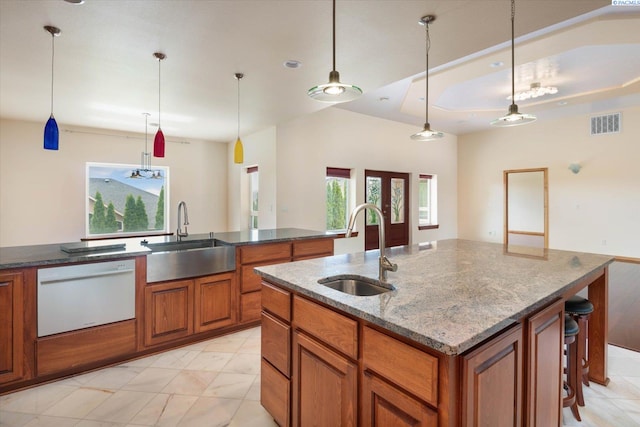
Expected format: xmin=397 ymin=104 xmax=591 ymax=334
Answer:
xmin=364 ymin=170 xmax=410 ymax=250
xmin=504 ymin=168 xmax=548 ymax=249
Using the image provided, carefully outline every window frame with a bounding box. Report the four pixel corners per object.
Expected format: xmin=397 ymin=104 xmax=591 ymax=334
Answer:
xmin=418 ymin=174 xmax=439 ymax=230
xmin=247 ymin=166 xmax=259 ymax=230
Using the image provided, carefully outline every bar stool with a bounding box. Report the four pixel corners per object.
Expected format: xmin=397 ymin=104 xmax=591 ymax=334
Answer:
xmin=563 ymin=314 xmax=581 ymax=421
xmin=565 ymin=295 xmax=594 ymax=407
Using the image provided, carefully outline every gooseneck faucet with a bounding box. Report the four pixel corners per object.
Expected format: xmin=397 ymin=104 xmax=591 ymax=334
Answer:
xmin=345 ymin=203 xmax=398 ymax=283
xmin=177 ymin=201 xmax=189 ymax=241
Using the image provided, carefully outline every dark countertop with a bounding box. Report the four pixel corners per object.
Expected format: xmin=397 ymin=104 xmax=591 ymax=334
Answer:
xmin=0 ymin=228 xmax=331 ymax=270
xmin=255 ymin=239 xmax=614 ymax=356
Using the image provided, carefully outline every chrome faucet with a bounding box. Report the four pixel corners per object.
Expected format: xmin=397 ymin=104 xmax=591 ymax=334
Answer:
xmin=345 ymin=203 xmax=398 ymax=283
xmin=177 ymin=201 xmax=189 ymax=241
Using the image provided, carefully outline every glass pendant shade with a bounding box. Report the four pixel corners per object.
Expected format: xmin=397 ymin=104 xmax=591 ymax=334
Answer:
xmin=307 ymin=0 xmax=361 ymax=104
xmin=44 ymin=25 xmax=60 ymax=150
xmin=153 ymin=52 xmax=166 ymax=157
xmin=44 ymin=115 xmax=59 ymax=150
xmin=153 ymin=129 xmax=165 ymax=157
xmin=308 ymin=71 xmax=362 ymax=103
xmin=491 ymin=0 xmax=536 ymax=127
xmin=490 ymin=103 xmax=536 ymax=127
xmin=234 ymin=137 xmax=244 ymax=164
xmin=411 ymin=123 xmax=444 ymax=141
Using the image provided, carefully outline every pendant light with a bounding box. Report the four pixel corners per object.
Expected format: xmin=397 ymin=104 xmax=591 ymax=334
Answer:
xmin=490 ymin=0 xmax=536 ymax=127
xmin=43 ymin=25 xmax=61 ymax=150
xmin=153 ymin=52 xmax=166 ymax=157
xmin=307 ymin=0 xmax=361 ymax=103
xmin=234 ymin=73 xmax=244 ymax=164
xmin=411 ymin=15 xmax=443 ymax=141
xmin=130 ymin=113 xmax=162 ymax=179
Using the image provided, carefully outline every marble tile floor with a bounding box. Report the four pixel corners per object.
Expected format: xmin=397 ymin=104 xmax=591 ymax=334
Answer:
xmin=0 ymin=326 xmax=638 ymax=426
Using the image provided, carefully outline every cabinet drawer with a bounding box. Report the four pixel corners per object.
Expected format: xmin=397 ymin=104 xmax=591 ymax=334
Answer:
xmin=262 ymin=312 xmax=291 ymax=377
xmin=261 ymin=358 xmax=290 ymax=427
xmin=293 ymin=296 xmax=358 ymax=359
xmin=262 ymin=282 xmax=291 ymax=322
xmin=363 ymin=326 xmax=439 ymax=406
xmin=240 ymin=242 xmax=291 ymax=264
xmin=241 ymin=261 xmax=288 ymax=293
xmin=292 ymin=238 xmax=333 ymax=259
xmin=240 ymin=291 xmax=261 ymax=323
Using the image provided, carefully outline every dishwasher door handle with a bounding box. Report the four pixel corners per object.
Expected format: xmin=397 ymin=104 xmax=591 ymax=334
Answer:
xmin=39 ymin=268 xmax=135 ymax=285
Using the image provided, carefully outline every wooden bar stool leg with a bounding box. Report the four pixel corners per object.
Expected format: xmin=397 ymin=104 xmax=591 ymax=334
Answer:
xmin=575 ymin=314 xmax=590 ymax=407
xmin=567 ymin=333 xmax=581 ymax=421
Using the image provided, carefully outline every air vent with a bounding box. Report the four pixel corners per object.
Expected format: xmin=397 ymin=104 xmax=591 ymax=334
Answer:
xmin=591 ymin=113 xmax=621 ymax=136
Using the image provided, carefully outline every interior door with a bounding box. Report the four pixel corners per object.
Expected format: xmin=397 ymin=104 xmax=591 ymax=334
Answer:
xmin=365 ymin=170 xmax=410 ymax=250
xmin=504 ymin=168 xmax=548 ymax=249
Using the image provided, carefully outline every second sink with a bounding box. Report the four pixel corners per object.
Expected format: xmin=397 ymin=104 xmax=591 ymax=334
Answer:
xmin=318 ymin=275 xmax=395 ymax=296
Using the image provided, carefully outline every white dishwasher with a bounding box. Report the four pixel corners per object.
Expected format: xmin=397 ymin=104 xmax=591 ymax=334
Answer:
xmin=37 ymin=259 xmax=136 ymax=337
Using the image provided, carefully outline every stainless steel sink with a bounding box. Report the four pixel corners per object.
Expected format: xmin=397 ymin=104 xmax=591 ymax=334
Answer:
xmin=144 ymin=239 xmax=215 ymax=252
xmin=146 ymin=244 xmax=235 ymax=283
xmin=318 ymin=275 xmax=395 ymax=296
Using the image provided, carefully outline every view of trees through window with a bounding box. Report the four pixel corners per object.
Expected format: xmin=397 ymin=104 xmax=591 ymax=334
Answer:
xmin=87 ymin=163 xmax=169 ymax=236
xmin=326 ymin=168 xmax=351 ymax=231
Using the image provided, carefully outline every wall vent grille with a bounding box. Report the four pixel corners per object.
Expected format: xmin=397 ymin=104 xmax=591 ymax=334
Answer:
xmin=591 ymin=113 xmax=621 ymax=136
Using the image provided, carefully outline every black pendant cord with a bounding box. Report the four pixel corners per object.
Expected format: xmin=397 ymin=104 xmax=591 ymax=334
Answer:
xmin=157 ymin=58 xmax=161 ymax=129
xmin=424 ymin=20 xmax=431 ymax=125
xmin=332 ymin=0 xmax=336 ymax=72
xmin=237 ymin=77 xmax=240 ymax=139
xmin=510 ymin=0 xmax=516 ymax=108
xmin=50 ymin=32 xmax=55 ymax=117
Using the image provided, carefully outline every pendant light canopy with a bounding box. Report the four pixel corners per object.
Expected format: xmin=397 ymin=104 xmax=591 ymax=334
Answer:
xmin=153 ymin=52 xmax=166 ymax=157
xmin=44 ymin=25 xmax=61 ymax=150
xmin=307 ymin=0 xmax=361 ymax=103
xmin=490 ymin=0 xmax=536 ymax=127
xmin=234 ymin=73 xmax=244 ymax=164
xmin=411 ymin=15 xmax=443 ymax=141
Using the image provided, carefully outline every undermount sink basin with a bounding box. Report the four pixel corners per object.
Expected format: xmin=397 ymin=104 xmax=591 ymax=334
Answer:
xmin=144 ymin=240 xmax=215 ymax=252
xmin=318 ymin=275 xmax=395 ymax=296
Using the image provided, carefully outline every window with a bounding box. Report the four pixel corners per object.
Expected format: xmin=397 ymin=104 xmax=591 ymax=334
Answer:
xmin=248 ymin=166 xmax=259 ymax=230
xmin=418 ymin=174 xmax=438 ymax=230
xmin=326 ymin=167 xmax=351 ymax=232
xmin=86 ymin=162 xmax=169 ymax=237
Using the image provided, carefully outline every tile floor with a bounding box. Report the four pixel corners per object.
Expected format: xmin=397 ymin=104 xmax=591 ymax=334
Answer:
xmin=1 ymin=326 xmax=639 ymax=426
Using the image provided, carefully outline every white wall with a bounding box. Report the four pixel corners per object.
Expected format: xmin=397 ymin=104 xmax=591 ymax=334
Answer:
xmin=275 ymin=107 xmax=458 ymax=254
xmin=458 ymin=106 xmax=640 ymax=258
xmin=227 ymin=126 xmax=277 ymax=231
xmin=0 ymin=118 xmax=228 ymax=247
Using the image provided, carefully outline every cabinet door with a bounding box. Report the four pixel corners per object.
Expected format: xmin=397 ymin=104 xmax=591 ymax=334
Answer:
xmin=144 ymin=280 xmax=194 ymax=346
xmin=362 ymin=371 xmax=437 ymax=427
xmin=525 ymin=300 xmax=563 ymax=427
xmin=462 ymin=324 xmax=523 ymax=427
xmin=292 ymin=331 xmax=357 ymax=427
xmin=0 ymin=272 xmax=24 ymax=384
xmin=194 ymin=273 xmax=236 ymax=333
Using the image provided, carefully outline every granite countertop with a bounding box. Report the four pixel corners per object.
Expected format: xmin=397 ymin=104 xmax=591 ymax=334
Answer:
xmin=0 ymin=228 xmax=330 ymax=270
xmin=254 ymin=239 xmax=614 ymax=356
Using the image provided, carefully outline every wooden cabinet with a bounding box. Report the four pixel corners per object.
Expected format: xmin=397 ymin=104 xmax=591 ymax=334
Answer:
xmin=0 ymin=271 xmax=24 ymax=384
xmin=462 ymin=324 xmax=524 ymax=427
xmin=362 ymin=371 xmax=438 ymax=427
xmin=145 ymin=279 xmax=194 ymax=346
xmin=292 ymin=330 xmax=358 ymax=427
xmin=238 ymin=238 xmax=334 ymax=324
xmin=261 ymin=282 xmax=292 ymax=427
xmin=525 ymin=299 xmax=564 ymax=427
xmin=194 ymin=272 xmax=236 ymax=333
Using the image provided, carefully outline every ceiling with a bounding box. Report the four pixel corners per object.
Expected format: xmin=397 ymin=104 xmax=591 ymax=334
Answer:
xmin=1 ymin=0 xmax=638 ymax=143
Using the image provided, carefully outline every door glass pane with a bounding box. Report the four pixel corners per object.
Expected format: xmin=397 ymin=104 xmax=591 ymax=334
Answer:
xmin=390 ymin=178 xmax=405 ymax=224
xmin=366 ymin=177 xmax=381 ymax=225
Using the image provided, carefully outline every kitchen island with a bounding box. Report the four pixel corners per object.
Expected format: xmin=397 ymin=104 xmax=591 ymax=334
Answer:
xmin=255 ymin=239 xmax=613 ymax=426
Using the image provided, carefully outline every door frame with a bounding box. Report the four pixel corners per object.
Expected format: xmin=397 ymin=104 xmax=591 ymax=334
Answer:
xmin=504 ymin=168 xmax=548 ymax=249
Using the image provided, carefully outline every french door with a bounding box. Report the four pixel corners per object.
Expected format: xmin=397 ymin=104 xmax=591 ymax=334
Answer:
xmin=364 ymin=170 xmax=410 ymax=250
